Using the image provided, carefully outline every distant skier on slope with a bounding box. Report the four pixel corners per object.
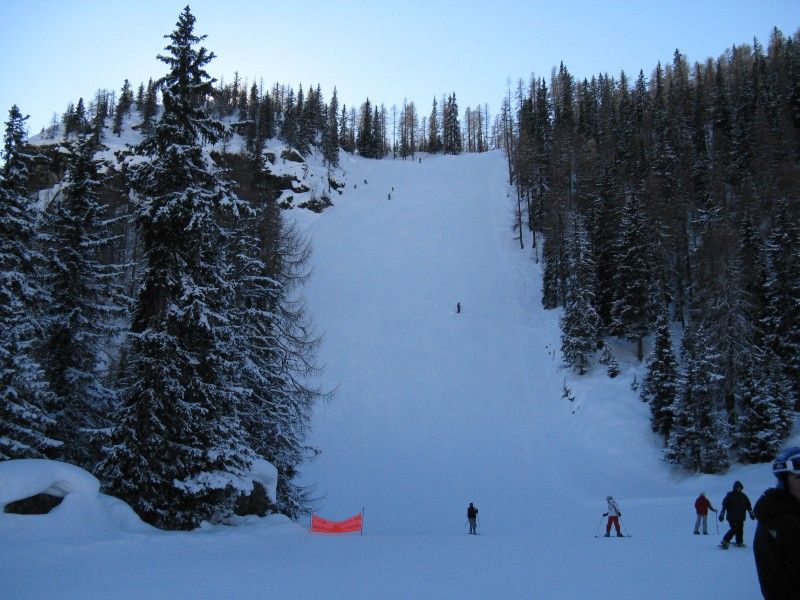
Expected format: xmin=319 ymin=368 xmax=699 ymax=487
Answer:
xmin=719 ymin=480 xmax=754 ymax=549
xmin=693 ymin=492 xmax=717 ymax=535
xmin=603 ymin=496 xmax=623 ymax=537
xmin=467 ymin=502 xmax=478 ymax=534
xmin=456 ymin=302 xmax=461 ymax=313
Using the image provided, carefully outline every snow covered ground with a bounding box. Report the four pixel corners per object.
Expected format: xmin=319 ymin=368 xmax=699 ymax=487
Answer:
xmin=1 ymin=148 xmax=793 ymax=599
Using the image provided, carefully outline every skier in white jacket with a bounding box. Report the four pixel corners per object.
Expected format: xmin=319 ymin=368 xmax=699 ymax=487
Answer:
xmin=603 ymin=496 xmax=623 ymax=537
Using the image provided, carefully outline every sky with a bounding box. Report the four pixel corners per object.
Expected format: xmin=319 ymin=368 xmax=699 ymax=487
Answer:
xmin=0 ymin=0 xmax=798 ymax=135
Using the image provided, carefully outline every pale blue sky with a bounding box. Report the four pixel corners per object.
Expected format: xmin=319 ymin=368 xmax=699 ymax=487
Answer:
xmin=0 ymin=0 xmax=797 ymax=134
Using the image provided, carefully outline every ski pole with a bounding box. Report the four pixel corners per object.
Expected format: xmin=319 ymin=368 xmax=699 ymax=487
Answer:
xmin=620 ymin=517 xmax=631 ymax=537
xmin=594 ymin=516 xmax=605 ymax=537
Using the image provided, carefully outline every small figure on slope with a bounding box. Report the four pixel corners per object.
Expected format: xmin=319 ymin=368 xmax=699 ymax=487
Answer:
xmin=693 ymin=492 xmax=717 ymax=535
xmin=719 ymin=480 xmax=754 ymax=549
xmin=753 ymin=446 xmax=800 ymax=599
xmin=603 ymin=496 xmax=623 ymax=537
xmin=456 ymin=302 xmax=461 ymax=314
xmin=467 ymin=502 xmax=478 ymax=534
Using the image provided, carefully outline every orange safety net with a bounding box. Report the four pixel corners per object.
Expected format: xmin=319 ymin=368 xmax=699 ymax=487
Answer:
xmin=310 ymin=512 xmax=363 ymax=534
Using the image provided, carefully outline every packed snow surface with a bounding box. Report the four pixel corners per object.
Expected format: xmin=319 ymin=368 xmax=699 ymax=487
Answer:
xmin=1 ymin=149 xmax=791 ymax=599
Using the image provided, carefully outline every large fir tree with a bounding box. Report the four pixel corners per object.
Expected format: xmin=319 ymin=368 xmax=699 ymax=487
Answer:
xmin=321 ymin=87 xmax=339 ymax=169
xmin=610 ymin=185 xmax=655 ymax=360
xmin=560 ymin=216 xmax=600 ymax=374
xmin=102 ymin=7 xmax=254 ymax=530
xmin=641 ymin=305 xmax=679 ymax=445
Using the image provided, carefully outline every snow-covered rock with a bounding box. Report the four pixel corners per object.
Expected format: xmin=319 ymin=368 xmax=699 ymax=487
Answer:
xmin=0 ymin=459 xmax=154 ymax=537
xmin=0 ymin=459 xmax=99 ymax=504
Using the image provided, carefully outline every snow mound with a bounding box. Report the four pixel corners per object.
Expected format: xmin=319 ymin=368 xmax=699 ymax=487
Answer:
xmin=0 ymin=459 xmax=154 ymax=537
xmin=0 ymin=459 xmax=99 ymax=503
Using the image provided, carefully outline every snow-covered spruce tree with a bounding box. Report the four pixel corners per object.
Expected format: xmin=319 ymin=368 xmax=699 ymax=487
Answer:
xmin=665 ymin=322 xmax=729 ymax=473
xmin=641 ymin=306 xmax=678 ymax=446
xmin=0 ymin=105 xmax=59 ymax=459
xmin=610 ymin=185 xmax=655 ymax=361
xmin=560 ymin=215 xmax=600 ymax=375
xmin=599 ymin=343 xmax=620 ymax=378
xmin=735 ymin=347 xmax=795 ymax=463
xmin=762 ymin=199 xmax=800 ymax=409
xmin=733 ymin=219 xmax=795 ymax=460
xmin=38 ymin=133 xmax=124 ymax=470
xmin=691 ymin=219 xmax=755 ymax=425
xmin=101 ymin=7 xmax=254 ymax=530
xmin=229 ymin=147 xmax=323 ymax=519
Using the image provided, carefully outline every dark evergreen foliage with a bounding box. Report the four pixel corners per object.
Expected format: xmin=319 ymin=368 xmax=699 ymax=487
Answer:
xmin=762 ymin=200 xmax=800 ymax=409
xmin=39 ymin=133 xmax=124 ymax=470
xmin=560 ymin=216 xmax=600 ymax=374
xmin=641 ymin=307 xmax=679 ymax=445
xmin=735 ymin=348 xmax=794 ymax=463
xmin=0 ymin=106 xmax=58 ymax=460
xmin=321 ymin=87 xmax=339 ymax=168
xmin=443 ymin=93 xmax=463 ymax=154
xmin=510 ymin=30 xmax=800 ymax=471
xmin=427 ymin=97 xmax=442 ymax=153
xmin=665 ymin=324 xmax=730 ymax=473
xmin=610 ymin=185 xmax=655 ymax=360
xmin=112 ymin=79 xmax=134 ymax=136
xmin=357 ymin=97 xmax=375 ymax=157
xmin=141 ymin=79 xmax=158 ymax=135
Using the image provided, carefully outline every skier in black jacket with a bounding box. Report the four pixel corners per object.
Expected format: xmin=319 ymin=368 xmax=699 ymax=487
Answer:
xmin=753 ymin=446 xmax=800 ymax=600
xmin=719 ymin=480 xmax=754 ymax=548
xmin=467 ymin=502 xmax=478 ymax=534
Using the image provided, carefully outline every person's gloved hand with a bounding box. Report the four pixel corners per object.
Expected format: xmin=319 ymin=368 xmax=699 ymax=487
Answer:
xmin=719 ymin=513 xmax=725 ymax=522
xmin=603 ymin=513 xmax=608 ymax=517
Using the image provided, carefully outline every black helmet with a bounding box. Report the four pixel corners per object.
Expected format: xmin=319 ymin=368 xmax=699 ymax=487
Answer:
xmin=733 ymin=481 xmax=743 ymax=491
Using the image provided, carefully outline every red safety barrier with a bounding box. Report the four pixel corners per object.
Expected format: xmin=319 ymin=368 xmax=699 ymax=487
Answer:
xmin=310 ymin=512 xmax=363 ymax=534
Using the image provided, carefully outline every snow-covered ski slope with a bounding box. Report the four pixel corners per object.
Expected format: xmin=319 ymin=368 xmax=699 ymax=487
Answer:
xmin=296 ymin=149 xmax=777 ymax=597
xmin=1 ymin=149 xmax=788 ymax=599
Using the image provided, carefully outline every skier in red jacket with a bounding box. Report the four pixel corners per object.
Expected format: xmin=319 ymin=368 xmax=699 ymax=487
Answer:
xmin=693 ymin=492 xmax=717 ymax=535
